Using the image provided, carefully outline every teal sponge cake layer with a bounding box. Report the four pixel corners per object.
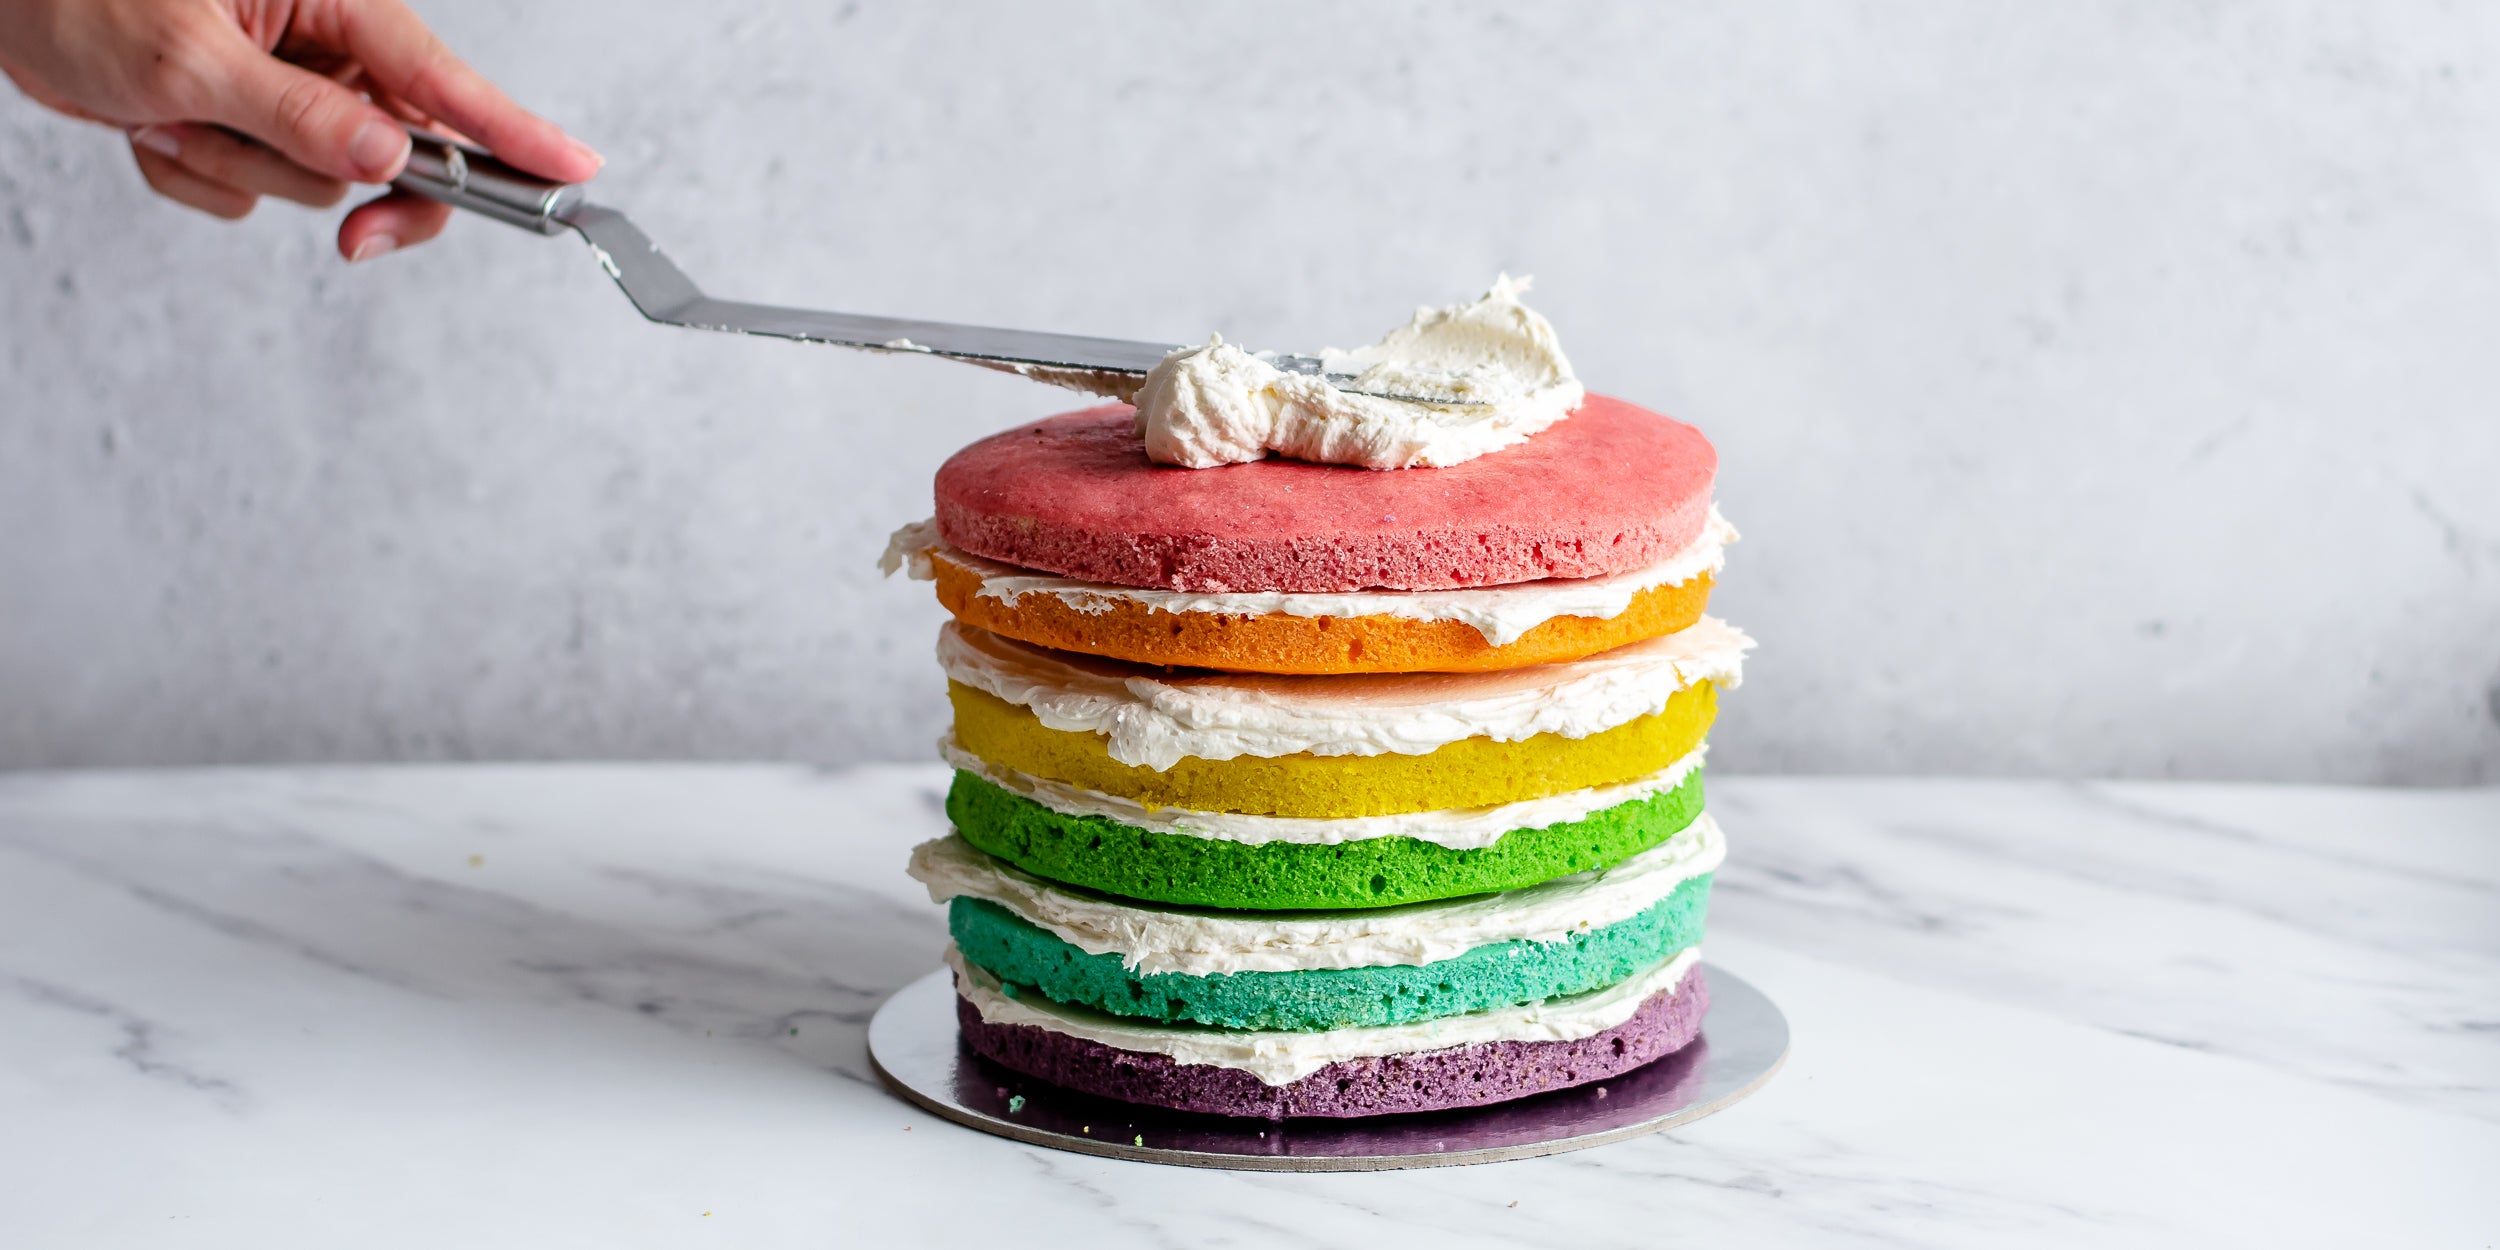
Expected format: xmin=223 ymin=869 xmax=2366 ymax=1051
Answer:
xmin=908 ymin=815 xmax=1726 ymax=1047
xmin=944 ymin=765 xmax=1706 ymax=911
xmin=950 ymin=874 xmax=1711 ymax=1031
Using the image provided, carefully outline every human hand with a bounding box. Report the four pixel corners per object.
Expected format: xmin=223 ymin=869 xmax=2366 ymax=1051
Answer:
xmin=0 ymin=0 xmax=601 ymax=260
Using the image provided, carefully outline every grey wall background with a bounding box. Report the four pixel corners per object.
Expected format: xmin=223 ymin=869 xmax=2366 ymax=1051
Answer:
xmin=3 ymin=2 xmax=2495 ymax=783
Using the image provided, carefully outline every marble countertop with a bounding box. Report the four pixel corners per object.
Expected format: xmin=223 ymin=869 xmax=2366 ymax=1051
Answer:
xmin=1 ymin=765 xmax=2491 ymax=1247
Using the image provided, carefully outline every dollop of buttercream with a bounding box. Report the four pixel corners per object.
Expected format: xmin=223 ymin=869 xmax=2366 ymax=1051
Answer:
xmin=1131 ymin=275 xmax=1584 ymax=470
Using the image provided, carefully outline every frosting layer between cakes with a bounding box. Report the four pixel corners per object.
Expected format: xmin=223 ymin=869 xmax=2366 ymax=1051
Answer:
xmin=949 ymin=877 xmax=1708 ymax=1031
xmin=942 ymin=740 xmax=1702 ymax=848
xmin=950 ymin=944 xmax=1701 ymax=1086
xmin=948 ymin=680 xmax=1714 ymax=819
xmin=944 ymin=762 xmax=1706 ymax=909
xmin=956 ymin=968 xmax=1709 ymax=1119
xmin=886 ymin=508 xmax=1733 ymax=675
xmin=938 ymin=617 xmax=1750 ymax=771
xmin=911 ymin=814 xmax=1724 ymax=975
xmin=888 ymin=508 xmax=1734 ymax=649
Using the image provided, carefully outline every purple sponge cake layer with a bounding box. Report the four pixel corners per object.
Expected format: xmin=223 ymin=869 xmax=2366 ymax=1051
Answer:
xmin=932 ymin=396 xmax=1716 ymax=593
xmin=954 ymin=968 xmax=1709 ymax=1120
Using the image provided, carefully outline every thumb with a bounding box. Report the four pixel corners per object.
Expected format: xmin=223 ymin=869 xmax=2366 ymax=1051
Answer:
xmin=198 ymin=31 xmax=410 ymax=183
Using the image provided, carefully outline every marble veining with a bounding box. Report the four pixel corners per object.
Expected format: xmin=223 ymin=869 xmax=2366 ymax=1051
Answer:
xmin=0 ymin=765 xmax=2492 ymax=1248
xmin=6 ymin=973 xmax=245 ymax=1111
xmin=1706 ymin=777 xmax=2500 ymax=1122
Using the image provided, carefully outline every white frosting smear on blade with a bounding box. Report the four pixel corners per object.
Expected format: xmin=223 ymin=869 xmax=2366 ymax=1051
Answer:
xmin=942 ymin=739 xmax=1704 ymax=849
xmin=936 ymin=617 xmax=1751 ymax=770
xmin=1129 ymin=275 xmax=1585 ymax=470
xmin=892 ymin=508 xmax=1736 ymax=648
xmin=950 ymin=945 xmax=1700 ymax=1086
xmin=911 ymin=815 xmax=1723 ymax=977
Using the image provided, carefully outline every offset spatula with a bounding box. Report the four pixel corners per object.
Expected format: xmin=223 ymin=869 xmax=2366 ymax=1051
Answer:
xmin=390 ymin=126 xmax=1466 ymax=404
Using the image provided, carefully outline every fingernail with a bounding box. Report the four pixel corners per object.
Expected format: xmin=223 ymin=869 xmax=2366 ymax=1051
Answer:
xmin=130 ymin=125 xmax=180 ymax=159
xmin=349 ymin=119 xmax=410 ymax=181
xmin=349 ymin=234 xmax=399 ymax=263
xmin=570 ymin=137 xmax=605 ymax=171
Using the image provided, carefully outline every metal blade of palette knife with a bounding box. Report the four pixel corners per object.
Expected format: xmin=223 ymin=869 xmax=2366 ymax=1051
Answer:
xmin=392 ymin=125 xmax=1471 ymax=401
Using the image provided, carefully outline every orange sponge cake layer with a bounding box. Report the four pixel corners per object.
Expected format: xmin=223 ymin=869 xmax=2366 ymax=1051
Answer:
xmin=930 ymin=547 xmax=1715 ymax=674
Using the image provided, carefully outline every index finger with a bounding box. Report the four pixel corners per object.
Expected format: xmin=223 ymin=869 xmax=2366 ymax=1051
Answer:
xmin=311 ymin=0 xmax=602 ymax=182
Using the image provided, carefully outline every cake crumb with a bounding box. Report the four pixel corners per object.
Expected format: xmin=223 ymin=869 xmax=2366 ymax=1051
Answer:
xmin=1509 ymin=1201 xmax=1520 ymax=1209
xmin=1133 ymin=1135 xmax=1144 ymax=1147
xmin=1595 ymin=1087 xmax=1608 ymax=1098
xmin=1007 ymin=1095 xmax=1026 ymax=1113
xmin=1081 ymin=1125 xmax=1090 ymax=1134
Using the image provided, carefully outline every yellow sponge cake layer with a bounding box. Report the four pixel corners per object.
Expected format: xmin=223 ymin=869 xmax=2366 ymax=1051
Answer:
xmin=946 ymin=680 xmax=1718 ymax=819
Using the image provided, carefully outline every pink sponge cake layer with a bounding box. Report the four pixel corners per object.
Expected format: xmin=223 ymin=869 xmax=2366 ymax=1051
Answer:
xmin=932 ymin=395 xmax=1716 ymax=592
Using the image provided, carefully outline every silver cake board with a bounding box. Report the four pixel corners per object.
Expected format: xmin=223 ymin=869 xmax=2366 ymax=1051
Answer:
xmin=866 ymin=962 xmax=1788 ymax=1172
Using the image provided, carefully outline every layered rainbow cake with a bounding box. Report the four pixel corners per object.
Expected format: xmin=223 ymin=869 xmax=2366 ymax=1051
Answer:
xmin=884 ymin=285 xmax=1751 ymax=1119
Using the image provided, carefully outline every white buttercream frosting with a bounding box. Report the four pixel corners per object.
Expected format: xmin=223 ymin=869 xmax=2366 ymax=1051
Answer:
xmin=1128 ymin=275 xmax=1585 ymax=471
xmin=877 ymin=517 xmax=941 ymax=579
xmin=887 ymin=509 xmax=1736 ymax=648
xmin=942 ymin=739 xmax=1703 ymax=849
xmin=911 ymin=814 xmax=1723 ymax=977
xmin=949 ymin=944 xmax=1700 ymax=1085
xmin=936 ymin=617 xmax=1751 ymax=771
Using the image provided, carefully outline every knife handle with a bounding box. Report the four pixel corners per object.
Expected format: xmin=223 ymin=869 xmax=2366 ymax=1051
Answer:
xmin=391 ymin=123 xmax=585 ymax=236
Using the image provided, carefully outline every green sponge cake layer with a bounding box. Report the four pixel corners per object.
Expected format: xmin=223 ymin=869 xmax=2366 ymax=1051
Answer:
xmin=951 ymin=875 xmax=1711 ymax=1031
xmin=945 ymin=766 xmax=1707 ymax=911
